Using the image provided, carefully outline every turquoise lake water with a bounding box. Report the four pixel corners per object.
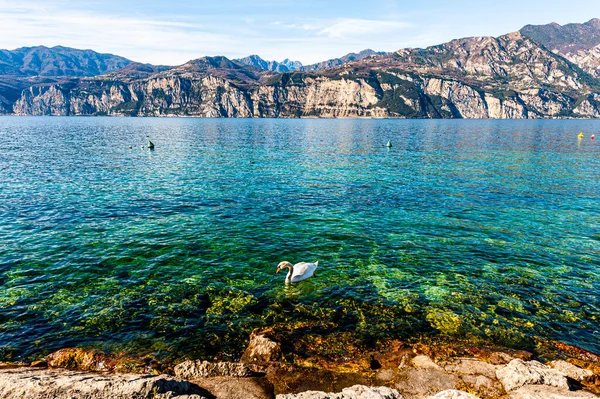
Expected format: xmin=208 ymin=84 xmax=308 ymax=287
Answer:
xmin=0 ymin=117 xmax=599 ymax=362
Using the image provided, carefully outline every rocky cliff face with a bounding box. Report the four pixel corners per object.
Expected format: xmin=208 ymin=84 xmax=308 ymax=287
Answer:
xmin=560 ymin=45 xmax=600 ymax=78
xmin=9 ymin=31 xmax=600 ymax=119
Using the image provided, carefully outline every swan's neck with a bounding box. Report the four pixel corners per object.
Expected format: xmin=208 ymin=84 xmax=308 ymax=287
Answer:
xmin=285 ymin=265 xmax=293 ymax=284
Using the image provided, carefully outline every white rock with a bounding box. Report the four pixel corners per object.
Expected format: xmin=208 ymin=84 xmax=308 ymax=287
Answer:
xmin=0 ymin=368 xmax=205 ymax=399
xmin=508 ymin=385 xmax=599 ymax=399
xmin=549 ymin=361 xmax=594 ymax=382
xmin=276 ymin=384 xmax=404 ymax=399
xmin=428 ymin=390 xmax=480 ymax=399
xmin=496 ymin=359 xmax=569 ymax=391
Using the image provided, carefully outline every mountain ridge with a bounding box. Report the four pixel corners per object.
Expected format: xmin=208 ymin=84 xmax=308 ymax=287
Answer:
xmin=4 ymin=20 xmax=600 ymax=118
xmin=0 ymin=45 xmax=131 ymax=77
xmin=520 ymin=18 xmax=600 ymax=53
xmin=234 ymin=49 xmax=388 ymax=73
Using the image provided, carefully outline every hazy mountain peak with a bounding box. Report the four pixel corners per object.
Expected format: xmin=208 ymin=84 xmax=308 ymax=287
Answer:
xmin=520 ymin=18 xmax=600 ymax=54
xmin=234 ymin=55 xmax=303 ymax=72
xmin=0 ymin=45 xmax=131 ymax=77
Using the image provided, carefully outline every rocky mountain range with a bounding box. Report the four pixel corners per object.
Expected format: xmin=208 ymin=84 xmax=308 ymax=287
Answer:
xmin=3 ymin=19 xmax=600 ymax=118
xmin=234 ymin=55 xmax=303 ymax=73
xmin=234 ymin=49 xmax=388 ymax=73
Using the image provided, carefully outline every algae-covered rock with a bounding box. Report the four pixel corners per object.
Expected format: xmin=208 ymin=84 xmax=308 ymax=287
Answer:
xmin=0 ymin=362 xmax=25 ymax=370
xmin=496 ymin=359 xmax=569 ymax=391
xmin=46 ymin=348 xmax=143 ymax=373
xmin=459 ymin=374 xmax=505 ymax=398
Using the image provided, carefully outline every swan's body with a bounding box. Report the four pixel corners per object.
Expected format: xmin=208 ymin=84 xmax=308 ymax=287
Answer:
xmin=276 ymin=261 xmax=318 ymax=284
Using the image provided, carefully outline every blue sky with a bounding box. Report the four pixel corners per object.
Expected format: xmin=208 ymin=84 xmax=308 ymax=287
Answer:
xmin=1 ymin=0 xmax=600 ymax=65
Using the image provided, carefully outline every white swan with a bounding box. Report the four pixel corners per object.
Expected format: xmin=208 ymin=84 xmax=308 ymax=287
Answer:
xmin=276 ymin=261 xmax=318 ymax=284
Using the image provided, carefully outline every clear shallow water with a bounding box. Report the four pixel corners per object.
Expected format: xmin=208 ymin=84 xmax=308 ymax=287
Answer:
xmin=0 ymin=117 xmax=599 ymax=362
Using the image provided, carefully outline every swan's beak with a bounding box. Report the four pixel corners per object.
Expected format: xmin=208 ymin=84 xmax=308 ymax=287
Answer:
xmin=276 ymin=267 xmax=281 ymax=273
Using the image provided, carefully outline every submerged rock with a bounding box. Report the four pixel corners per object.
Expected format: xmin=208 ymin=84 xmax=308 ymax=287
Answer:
xmin=0 ymin=362 xmax=25 ymax=370
xmin=46 ymin=347 xmax=143 ymax=373
xmin=276 ymin=384 xmax=404 ymax=399
xmin=0 ymin=367 xmax=207 ymax=399
xmin=496 ymin=359 xmax=569 ymax=391
xmin=242 ymin=331 xmax=283 ymax=363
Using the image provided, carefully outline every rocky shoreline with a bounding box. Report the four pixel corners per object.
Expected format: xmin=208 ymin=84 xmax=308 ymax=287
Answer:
xmin=1 ymin=331 xmax=599 ymax=399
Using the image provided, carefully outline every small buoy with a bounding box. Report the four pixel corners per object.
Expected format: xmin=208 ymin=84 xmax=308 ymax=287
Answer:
xmin=386 ymin=140 xmax=392 ymax=148
xmin=592 ymin=135 xmax=595 ymax=140
xmin=578 ymin=132 xmax=584 ymax=139
xmin=129 ymin=145 xmax=132 ymax=149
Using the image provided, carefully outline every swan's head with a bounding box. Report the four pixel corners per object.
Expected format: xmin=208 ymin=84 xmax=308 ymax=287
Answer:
xmin=276 ymin=261 xmax=293 ymax=273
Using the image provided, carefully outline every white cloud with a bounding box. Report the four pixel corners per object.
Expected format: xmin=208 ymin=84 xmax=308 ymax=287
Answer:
xmin=0 ymin=2 xmax=419 ymax=65
xmin=318 ymin=18 xmax=410 ymax=39
xmin=0 ymin=1 xmax=235 ymax=65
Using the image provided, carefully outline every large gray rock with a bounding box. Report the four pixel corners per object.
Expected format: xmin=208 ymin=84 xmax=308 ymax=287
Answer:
xmin=508 ymin=385 xmax=599 ymax=398
xmin=412 ymin=356 xmax=442 ymax=370
xmin=549 ymin=361 xmax=595 ymax=382
xmin=428 ymin=390 xmax=480 ymax=399
xmin=0 ymin=367 xmax=207 ymax=399
xmin=395 ymin=368 xmax=460 ymax=397
xmin=190 ymin=376 xmax=274 ymax=399
xmin=496 ymin=359 xmax=569 ymax=391
xmin=276 ymin=385 xmax=404 ymax=399
xmin=444 ymin=359 xmax=498 ymax=379
xmin=174 ymin=360 xmax=254 ymax=379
